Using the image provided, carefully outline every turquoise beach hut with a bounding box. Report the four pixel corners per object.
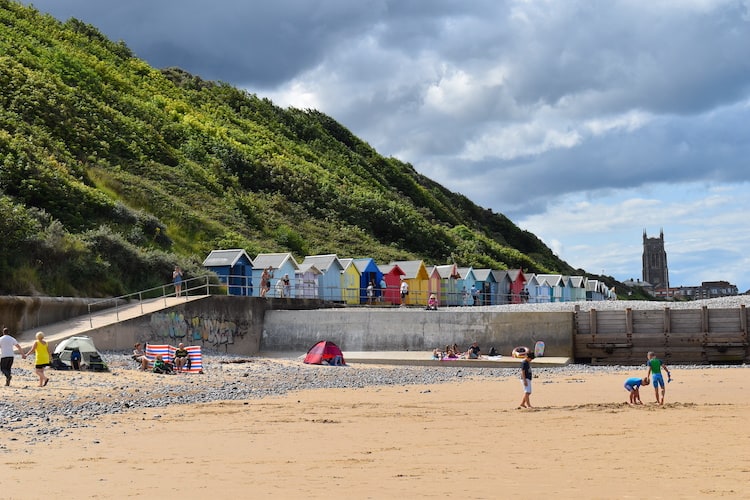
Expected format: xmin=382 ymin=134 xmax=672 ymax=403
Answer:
xmin=302 ymin=254 xmax=344 ymax=302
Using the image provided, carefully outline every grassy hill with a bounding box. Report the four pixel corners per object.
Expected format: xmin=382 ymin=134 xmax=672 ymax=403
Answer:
xmin=0 ymin=1 xmax=601 ymax=297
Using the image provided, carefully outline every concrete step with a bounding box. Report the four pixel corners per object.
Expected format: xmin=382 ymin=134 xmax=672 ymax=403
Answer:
xmin=260 ymin=350 xmax=571 ymax=367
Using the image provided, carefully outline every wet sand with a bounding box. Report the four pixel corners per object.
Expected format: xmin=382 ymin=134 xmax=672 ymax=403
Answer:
xmin=2 ymin=364 xmax=749 ymax=499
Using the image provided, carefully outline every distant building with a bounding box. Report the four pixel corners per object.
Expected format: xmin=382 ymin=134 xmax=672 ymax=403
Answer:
xmin=621 ymin=278 xmax=655 ymax=296
xmin=672 ymin=281 xmax=739 ymax=300
xmin=642 ymin=229 xmax=669 ymax=290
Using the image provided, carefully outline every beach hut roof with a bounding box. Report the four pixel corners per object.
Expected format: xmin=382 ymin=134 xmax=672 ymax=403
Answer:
xmin=352 ymin=258 xmax=378 ymax=273
xmin=433 ymin=264 xmax=460 ymax=279
xmin=536 ymin=274 xmax=564 ymax=286
xmin=378 ymin=264 xmax=406 ymax=276
xmin=297 ymin=262 xmax=322 ymax=275
xmin=506 ymin=269 xmax=526 ymax=282
xmin=389 ymin=260 xmax=426 ymax=279
xmin=302 ymin=254 xmax=342 ymax=272
xmin=491 ymin=270 xmax=510 ymax=282
xmin=456 ymin=267 xmax=476 ymax=279
xmin=568 ymin=276 xmax=586 ymax=288
xmin=253 ymin=252 xmax=299 ymax=271
xmin=202 ymin=249 xmax=253 ymax=268
xmin=472 ymin=269 xmax=496 ymax=282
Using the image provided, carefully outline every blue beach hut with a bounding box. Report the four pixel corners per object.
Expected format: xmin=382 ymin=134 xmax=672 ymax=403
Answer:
xmin=252 ymin=253 xmax=300 ymax=298
xmin=202 ymin=249 xmax=253 ymax=296
xmin=302 ymin=254 xmax=345 ymax=302
xmin=352 ymin=258 xmax=383 ymax=304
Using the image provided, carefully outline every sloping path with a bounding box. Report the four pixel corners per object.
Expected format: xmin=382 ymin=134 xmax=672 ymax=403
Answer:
xmin=17 ymin=295 xmax=209 ymax=346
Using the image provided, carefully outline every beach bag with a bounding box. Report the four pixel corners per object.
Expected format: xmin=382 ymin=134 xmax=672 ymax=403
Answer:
xmin=88 ymin=353 xmax=106 ymax=371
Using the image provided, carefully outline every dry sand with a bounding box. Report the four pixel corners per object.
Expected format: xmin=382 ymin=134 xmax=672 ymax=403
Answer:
xmin=2 ymin=363 xmax=749 ymax=499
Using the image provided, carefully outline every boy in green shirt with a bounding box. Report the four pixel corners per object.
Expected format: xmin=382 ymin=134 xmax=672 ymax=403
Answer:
xmin=646 ymin=351 xmax=672 ymax=405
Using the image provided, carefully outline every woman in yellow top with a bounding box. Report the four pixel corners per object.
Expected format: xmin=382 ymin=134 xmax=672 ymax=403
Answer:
xmin=25 ymin=331 xmax=51 ymax=387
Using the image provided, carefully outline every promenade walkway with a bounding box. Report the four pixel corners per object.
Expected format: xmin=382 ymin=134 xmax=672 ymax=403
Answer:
xmin=17 ymin=295 xmax=209 ymax=345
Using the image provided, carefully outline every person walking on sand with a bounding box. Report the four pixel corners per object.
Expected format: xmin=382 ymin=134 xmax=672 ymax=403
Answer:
xmin=646 ymin=351 xmax=672 ymax=405
xmin=1 ymin=327 xmax=26 ymax=386
xmin=173 ymin=266 xmax=183 ymax=297
xmin=519 ymin=352 xmax=535 ymax=408
xmin=624 ymin=376 xmax=649 ymax=405
xmin=25 ymin=332 xmax=51 ymax=387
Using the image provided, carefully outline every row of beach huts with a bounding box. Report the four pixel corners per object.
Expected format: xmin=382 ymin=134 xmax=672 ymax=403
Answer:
xmin=201 ymin=249 xmax=616 ymax=306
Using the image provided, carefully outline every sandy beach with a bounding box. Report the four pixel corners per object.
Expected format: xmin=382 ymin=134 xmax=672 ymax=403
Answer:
xmin=1 ymin=357 xmax=749 ymax=499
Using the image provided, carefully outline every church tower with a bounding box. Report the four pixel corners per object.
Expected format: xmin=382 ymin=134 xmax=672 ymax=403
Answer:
xmin=642 ymin=229 xmax=669 ymax=289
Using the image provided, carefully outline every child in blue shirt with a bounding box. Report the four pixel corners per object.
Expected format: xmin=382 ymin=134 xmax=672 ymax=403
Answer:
xmin=624 ymin=376 xmax=649 ymax=405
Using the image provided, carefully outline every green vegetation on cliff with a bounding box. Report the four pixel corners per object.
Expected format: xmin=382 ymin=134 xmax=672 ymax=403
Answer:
xmin=0 ymin=1 xmax=579 ymax=297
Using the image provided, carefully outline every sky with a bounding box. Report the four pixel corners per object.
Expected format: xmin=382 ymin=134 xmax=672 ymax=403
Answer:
xmin=20 ymin=0 xmax=750 ymax=292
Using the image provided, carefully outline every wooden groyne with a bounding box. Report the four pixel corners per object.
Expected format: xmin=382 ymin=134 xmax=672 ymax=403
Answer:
xmin=574 ymin=305 xmax=749 ymax=364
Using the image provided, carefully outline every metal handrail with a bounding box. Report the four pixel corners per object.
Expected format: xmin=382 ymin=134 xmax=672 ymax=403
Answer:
xmin=86 ymin=275 xmax=214 ymax=328
xmin=86 ymin=274 xmax=610 ymax=328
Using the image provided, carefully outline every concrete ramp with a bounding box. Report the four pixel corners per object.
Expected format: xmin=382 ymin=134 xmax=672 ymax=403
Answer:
xmin=17 ymin=295 xmax=210 ymax=347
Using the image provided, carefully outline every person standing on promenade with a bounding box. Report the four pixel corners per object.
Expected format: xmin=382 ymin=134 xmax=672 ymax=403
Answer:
xmin=646 ymin=351 xmax=672 ymax=405
xmin=25 ymin=331 xmax=51 ymax=387
xmin=400 ymin=279 xmax=409 ymax=307
xmin=519 ymin=352 xmax=535 ymax=408
xmin=260 ymin=267 xmax=272 ymax=298
xmin=1 ymin=327 xmax=25 ymax=386
xmin=173 ymin=266 xmax=183 ymax=296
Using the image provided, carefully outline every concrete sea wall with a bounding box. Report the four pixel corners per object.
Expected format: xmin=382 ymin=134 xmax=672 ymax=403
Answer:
xmin=4 ymin=296 xmax=576 ymax=357
xmin=0 ymin=296 xmax=111 ymax=333
xmin=262 ymin=308 xmax=573 ymax=356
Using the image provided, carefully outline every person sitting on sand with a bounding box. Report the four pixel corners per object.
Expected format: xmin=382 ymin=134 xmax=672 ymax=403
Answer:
xmin=467 ymin=341 xmax=481 ymax=359
xmin=153 ymin=354 xmax=173 ymax=374
xmin=432 ymin=348 xmax=442 ymax=360
xmin=444 ymin=348 xmax=459 ymax=360
xmin=624 ymin=376 xmax=649 ymax=405
xmin=173 ymin=343 xmax=190 ymax=372
xmin=132 ymin=343 xmax=149 ymax=371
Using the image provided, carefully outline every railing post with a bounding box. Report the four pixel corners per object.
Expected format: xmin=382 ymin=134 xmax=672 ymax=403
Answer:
xmin=139 ymin=292 xmax=144 ymax=314
xmin=88 ymin=303 xmax=93 ymax=329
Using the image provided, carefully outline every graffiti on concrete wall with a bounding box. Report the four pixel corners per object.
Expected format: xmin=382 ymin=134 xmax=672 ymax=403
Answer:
xmin=149 ymin=312 xmax=242 ymax=345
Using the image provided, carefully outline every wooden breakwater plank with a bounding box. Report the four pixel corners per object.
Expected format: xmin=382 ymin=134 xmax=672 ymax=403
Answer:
xmin=573 ymin=304 xmax=750 ymax=363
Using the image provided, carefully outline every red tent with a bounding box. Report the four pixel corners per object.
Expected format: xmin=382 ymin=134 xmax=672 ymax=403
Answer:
xmin=304 ymin=340 xmax=345 ymax=365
